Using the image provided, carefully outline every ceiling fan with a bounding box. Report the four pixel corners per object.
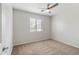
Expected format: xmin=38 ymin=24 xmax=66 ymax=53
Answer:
xmin=39 ymin=3 xmax=59 ymax=13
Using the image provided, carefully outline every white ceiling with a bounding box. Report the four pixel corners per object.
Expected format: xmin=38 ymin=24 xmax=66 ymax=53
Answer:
xmin=10 ymin=3 xmax=59 ymax=16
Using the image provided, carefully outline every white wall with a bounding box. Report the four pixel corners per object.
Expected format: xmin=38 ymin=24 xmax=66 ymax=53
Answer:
xmin=2 ymin=4 xmax=13 ymax=54
xmin=0 ymin=3 xmax=2 ymax=54
xmin=13 ymin=9 xmax=51 ymax=45
xmin=0 ymin=4 xmax=1 ymax=43
xmin=51 ymin=3 xmax=79 ymax=48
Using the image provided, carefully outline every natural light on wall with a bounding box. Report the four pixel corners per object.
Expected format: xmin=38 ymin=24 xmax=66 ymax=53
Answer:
xmin=30 ymin=17 xmax=42 ymax=32
xmin=55 ymin=20 xmax=64 ymax=32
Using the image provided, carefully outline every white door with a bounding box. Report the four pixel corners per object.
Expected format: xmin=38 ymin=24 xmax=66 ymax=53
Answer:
xmin=1 ymin=3 xmax=13 ymax=55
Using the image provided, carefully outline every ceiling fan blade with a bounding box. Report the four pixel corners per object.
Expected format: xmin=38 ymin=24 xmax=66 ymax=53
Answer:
xmin=41 ymin=10 xmax=45 ymax=12
xmin=47 ymin=4 xmax=50 ymax=8
xmin=41 ymin=8 xmax=48 ymax=12
xmin=48 ymin=3 xmax=59 ymax=9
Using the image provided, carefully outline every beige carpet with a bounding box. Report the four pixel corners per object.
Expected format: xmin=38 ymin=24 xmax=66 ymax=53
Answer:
xmin=12 ymin=39 xmax=79 ymax=55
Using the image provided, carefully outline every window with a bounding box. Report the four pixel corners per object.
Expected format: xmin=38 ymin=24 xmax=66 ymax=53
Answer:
xmin=30 ymin=17 xmax=42 ymax=32
xmin=37 ymin=19 xmax=42 ymax=32
xmin=30 ymin=18 xmax=36 ymax=32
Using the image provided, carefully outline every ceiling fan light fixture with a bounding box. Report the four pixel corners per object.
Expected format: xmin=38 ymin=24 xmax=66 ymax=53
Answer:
xmin=40 ymin=3 xmax=59 ymax=14
xmin=45 ymin=10 xmax=50 ymax=12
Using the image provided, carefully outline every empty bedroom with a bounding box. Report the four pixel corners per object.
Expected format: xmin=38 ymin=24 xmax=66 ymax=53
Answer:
xmin=0 ymin=3 xmax=79 ymax=55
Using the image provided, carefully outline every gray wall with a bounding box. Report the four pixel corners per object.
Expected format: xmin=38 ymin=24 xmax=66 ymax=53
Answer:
xmin=51 ymin=3 xmax=79 ymax=48
xmin=13 ymin=9 xmax=51 ymax=45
